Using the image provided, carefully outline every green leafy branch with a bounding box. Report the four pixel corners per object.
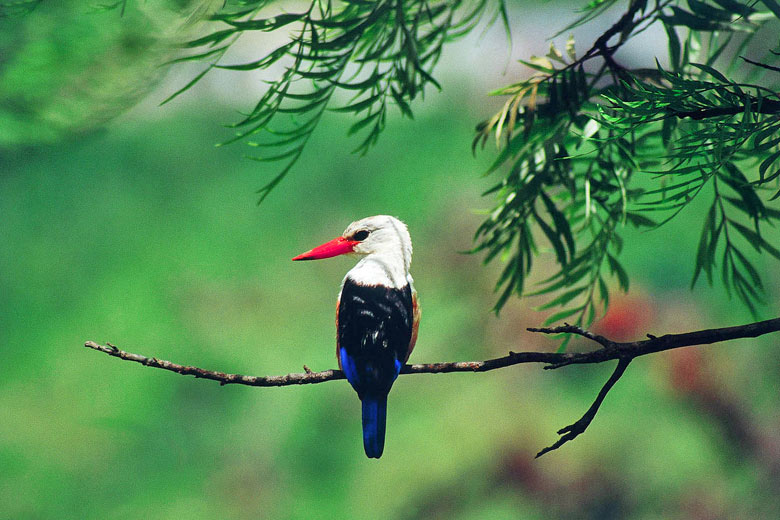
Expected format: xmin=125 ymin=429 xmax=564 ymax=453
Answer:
xmin=600 ymin=63 xmax=780 ymax=311
xmin=165 ymin=0 xmax=507 ymax=201
xmin=473 ymin=0 xmax=780 ymax=331
xmin=472 ymin=0 xmax=668 ymax=327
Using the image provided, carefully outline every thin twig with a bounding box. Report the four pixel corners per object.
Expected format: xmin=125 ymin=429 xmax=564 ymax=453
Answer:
xmin=535 ymin=357 xmax=631 ymax=458
xmin=84 ymin=341 xmax=343 ymax=387
xmin=740 ymin=56 xmax=780 ymax=74
xmin=669 ymin=99 xmax=780 ymax=120
xmin=84 ymin=316 xmax=780 ymax=455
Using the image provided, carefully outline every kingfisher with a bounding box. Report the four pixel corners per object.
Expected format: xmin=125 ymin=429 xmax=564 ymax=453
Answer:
xmin=292 ymin=215 xmax=420 ymax=458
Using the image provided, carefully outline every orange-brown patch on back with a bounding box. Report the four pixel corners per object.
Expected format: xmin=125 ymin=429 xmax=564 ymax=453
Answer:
xmin=406 ymin=289 xmax=421 ymax=363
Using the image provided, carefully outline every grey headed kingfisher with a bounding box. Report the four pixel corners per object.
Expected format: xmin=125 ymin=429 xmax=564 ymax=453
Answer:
xmin=293 ymin=215 xmax=420 ymax=458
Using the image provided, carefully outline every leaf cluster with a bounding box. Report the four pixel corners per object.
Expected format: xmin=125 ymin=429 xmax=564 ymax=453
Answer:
xmin=474 ymin=0 xmax=780 ymax=332
xmin=167 ymin=0 xmax=507 ymax=201
xmin=603 ymin=66 xmax=780 ymax=312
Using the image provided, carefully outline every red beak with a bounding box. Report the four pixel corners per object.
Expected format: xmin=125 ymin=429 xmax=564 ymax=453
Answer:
xmin=292 ymin=236 xmax=357 ymax=261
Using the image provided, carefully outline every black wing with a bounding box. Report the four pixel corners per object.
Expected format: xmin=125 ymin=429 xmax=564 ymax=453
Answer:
xmin=337 ymin=279 xmax=414 ymax=398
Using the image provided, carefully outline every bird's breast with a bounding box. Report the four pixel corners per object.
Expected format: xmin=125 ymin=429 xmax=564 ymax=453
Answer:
xmin=344 ymin=254 xmax=409 ymax=289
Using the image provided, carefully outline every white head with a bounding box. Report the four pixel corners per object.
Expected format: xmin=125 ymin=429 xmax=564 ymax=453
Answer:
xmin=292 ymin=215 xmax=413 ymax=288
xmin=342 ymin=215 xmax=412 ymax=270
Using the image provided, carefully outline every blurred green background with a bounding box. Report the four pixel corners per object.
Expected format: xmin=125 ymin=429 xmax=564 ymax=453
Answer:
xmin=2 ymin=2 xmax=779 ymax=519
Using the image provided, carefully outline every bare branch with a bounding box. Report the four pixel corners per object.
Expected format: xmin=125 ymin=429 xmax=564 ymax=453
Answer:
xmin=526 ymin=317 xmax=780 ymax=455
xmin=84 ymin=316 xmax=780 ymax=455
xmin=84 ymin=341 xmax=344 ymax=387
xmin=535 ymin=357 xmax=631 ymax=458
xmin=526 ymin=323 xmax=614 ymax=350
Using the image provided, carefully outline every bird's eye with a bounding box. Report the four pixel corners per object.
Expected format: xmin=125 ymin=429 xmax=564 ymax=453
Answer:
xmin=353 ymin=230 xmax=370 ymax=241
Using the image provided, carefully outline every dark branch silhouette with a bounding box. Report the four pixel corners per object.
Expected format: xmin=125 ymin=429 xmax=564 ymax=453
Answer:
xmin=84 ymin=316 xmax=780 ymax=456
xmin=535 ymin=358 xmax=632 ymax=458
xmin=669 ymin=99 xmax=780 ymax=120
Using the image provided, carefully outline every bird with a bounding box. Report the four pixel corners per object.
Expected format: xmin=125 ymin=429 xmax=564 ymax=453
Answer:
xmin=292 ymin=215 xmax=420 ymax=458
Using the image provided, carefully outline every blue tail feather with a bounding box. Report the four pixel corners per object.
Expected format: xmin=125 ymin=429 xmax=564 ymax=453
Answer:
xmin=361 ymin=396 xmax=387 ymax=459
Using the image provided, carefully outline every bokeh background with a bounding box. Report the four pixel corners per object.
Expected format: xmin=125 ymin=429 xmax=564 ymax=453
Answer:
xmin=2 ymin=1 xmax=779 ymax=519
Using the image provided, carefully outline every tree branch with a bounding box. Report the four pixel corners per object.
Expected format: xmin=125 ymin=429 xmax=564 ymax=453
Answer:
xmin=83 ymin=341 xmax=345 ymax=387
xmin=535 ymin=357 xmax=631 ymax=458
xmin=84 ymin=316 xmax=780 ymax=455
xmin=740 ymin=56 xmax=780 ymax=74
xmin=669 ymin=99 xmax=780 ymax=120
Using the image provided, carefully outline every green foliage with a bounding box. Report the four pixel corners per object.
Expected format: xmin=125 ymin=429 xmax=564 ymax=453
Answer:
xmin=473 ymin=0 xmax=780 ymax=330
xmin=0 ymin=0 xmax=203 ymax=146
xmin=108 ymin=0 xmax=780 ymax=334
xmin=166 ymin=0 xmax=508 ymax=201
xmin=600 ymin=67 xmax=780 ymax=312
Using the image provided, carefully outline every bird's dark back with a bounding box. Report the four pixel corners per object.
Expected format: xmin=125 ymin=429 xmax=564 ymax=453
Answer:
xmin=337 ymin=279 xmax=414 ymax=396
